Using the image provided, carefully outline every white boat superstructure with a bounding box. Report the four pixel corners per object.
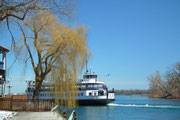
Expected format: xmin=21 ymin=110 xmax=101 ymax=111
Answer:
xmin=26 ymin=70 xmax=115 ymax=105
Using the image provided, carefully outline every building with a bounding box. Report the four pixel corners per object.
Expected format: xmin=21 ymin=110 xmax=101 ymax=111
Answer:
xmin=0 ymin=45 xmax=9 ymax=97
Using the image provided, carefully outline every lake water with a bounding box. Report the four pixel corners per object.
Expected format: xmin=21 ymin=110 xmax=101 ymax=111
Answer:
xmin=75 ymin=95 xmax=180 ymax=120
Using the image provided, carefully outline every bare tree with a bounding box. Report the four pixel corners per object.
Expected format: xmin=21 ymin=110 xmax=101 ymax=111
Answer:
xmin=147 ymin=71 xmax=172 ymax=98
xmin=166 ymin=63 xmax=180 ymax=98
xmin=0 ymin=0 xmax=75 ymax=21
xmin=16 ymin=12 xmax=88 ymax=108
xmin=147 ymin=63 xmax=180 ymax=99
xmin=0 ymin=0 xmax=75 ymax=45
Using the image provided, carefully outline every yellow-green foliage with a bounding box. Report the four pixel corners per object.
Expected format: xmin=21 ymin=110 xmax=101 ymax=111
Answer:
xmin=17 ymin=12 xmax=89 ymax=109
xmin=48 ymin=20 xmax=88 ymax=109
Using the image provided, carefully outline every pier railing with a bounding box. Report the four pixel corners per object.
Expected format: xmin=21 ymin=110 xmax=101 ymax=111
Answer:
xmin=0 ymin=97 xmax=55 ymax=111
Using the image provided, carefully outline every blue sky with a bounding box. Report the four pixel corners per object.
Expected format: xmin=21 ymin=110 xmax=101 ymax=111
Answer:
xmin=76 ymin=0 xmax=180 ymax=89
xmin=1 ymin=0 xmax=180 ymax=93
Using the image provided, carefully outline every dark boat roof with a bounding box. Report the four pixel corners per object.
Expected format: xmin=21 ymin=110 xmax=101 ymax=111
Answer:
xmin=84 ymin=73 xmax=97 ymax=75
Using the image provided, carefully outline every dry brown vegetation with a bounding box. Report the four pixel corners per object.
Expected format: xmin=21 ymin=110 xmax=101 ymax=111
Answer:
xmin=147 ymin=62 xmax=180 ymax=99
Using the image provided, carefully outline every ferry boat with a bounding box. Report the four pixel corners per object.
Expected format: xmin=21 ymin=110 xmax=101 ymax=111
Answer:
xmin=26 ymin=69 xmax=115 ymax=105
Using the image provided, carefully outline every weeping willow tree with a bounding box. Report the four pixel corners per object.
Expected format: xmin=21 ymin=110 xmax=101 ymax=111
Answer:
xmin=16 ymin=12 xmax=88 ymax=108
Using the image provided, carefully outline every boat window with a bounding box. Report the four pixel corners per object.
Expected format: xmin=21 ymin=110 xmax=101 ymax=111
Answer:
xmin=81 ymin=93 xmax=83 ymax=96
xmin=89 ymin=92 xmax=92 ymax=96
xmin=88 ymin=85 xmax=93 ymax=88
xmin=83 ymin=75 xmax=89 ymax=79
xmin=98 ymin=91 xmax=104 ymax=96
xmin=84 ymin=75 xmax=97 ymax=79
xmin=92 ymin=75 xmax=97 ymax=78
xmin=94 ymin=85 xmax=99 ymax=88
xmin=81 ymin=85 xmax=86 ymax=90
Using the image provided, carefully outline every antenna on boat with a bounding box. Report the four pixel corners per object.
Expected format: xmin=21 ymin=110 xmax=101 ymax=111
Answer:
xmin=90 ymin=67 xmax=92 ymax=74
xmin=86 ymin=54 xmax=87 ymax=73
xmin=86 ymin=49 xmax=88 ymax=73
xmin=100 ymin=74 xmax=110 ymax=82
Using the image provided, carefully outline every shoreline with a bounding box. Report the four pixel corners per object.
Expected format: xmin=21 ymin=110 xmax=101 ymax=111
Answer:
xmin=115 ymin=94 xmax=180 ymax=99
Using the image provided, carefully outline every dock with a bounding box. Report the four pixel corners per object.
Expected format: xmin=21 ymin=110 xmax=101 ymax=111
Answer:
xmin=11 ymin=111 xmax=64 ymax=120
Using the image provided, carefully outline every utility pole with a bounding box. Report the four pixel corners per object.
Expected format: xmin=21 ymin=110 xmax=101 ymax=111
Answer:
xmin=7 ymin=80 xmax=12 ymax=95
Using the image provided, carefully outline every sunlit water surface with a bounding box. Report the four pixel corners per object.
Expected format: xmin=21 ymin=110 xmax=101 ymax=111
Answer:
xmin=75 ymin=95 xmax=180 ymax=120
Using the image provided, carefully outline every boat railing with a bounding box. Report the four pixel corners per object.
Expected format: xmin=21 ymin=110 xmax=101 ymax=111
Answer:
xmin=79 ymin=78 xmax=104 ymax=83
xmin=78 ymin=87 xmax=106 ymax=91
xmin=108 ymin=88 xmax=115 ymax=93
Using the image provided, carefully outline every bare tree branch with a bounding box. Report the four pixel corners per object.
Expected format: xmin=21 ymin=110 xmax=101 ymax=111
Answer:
xmin=16 ymin=20 xmax=36 ymax=73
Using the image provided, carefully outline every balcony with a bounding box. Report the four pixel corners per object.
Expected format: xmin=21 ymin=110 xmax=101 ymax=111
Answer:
xmin=0 ymin=62 xmax=5 ymax=79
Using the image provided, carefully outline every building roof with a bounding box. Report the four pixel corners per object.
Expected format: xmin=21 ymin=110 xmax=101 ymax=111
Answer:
xmin=0 ymin=45 xmax=9 ymax=53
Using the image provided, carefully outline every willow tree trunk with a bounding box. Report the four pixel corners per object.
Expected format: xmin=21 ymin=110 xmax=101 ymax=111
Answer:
xmin=33 ymin=75 xmax=45 ymax=99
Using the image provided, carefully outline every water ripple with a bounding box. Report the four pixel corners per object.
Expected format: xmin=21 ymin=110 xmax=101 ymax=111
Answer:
xmin=107 ymin=103 xmax=180 ymax=109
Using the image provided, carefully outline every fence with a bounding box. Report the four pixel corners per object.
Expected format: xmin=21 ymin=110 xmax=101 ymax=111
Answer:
xmin=0 ymin=98 xmax=55 ymax=111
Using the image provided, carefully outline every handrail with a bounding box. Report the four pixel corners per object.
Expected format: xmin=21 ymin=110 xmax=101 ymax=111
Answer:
xmin=78 ymin=87 xmax=106 ymax=90
xmin=68 ymin=110 xmax=75 ymax=120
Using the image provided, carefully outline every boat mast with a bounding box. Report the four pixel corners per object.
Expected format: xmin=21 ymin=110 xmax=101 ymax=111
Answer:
xmin=86 ymin=50 xmax=88 ymax=73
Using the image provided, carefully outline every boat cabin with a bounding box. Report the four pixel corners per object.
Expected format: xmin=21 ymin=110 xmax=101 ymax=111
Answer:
xmin=83 ymin=74 xmax=98 ymax=82
xmin=83 ymin=74 xmax=97 ymax=79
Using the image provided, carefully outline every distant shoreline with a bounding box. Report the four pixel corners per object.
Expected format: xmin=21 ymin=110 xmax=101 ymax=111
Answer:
xmin=114 ymin=89 xmax=150 ymax=95
xmin=115 ymin=90 xmax=180 ymax=99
